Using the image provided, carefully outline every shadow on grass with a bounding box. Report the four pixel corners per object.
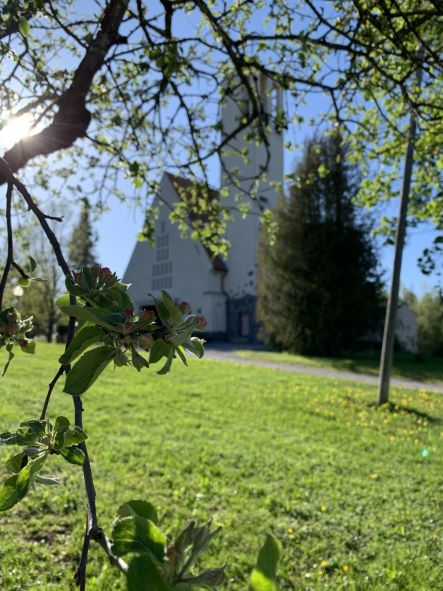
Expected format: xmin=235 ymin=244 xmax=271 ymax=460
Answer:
xmin=367 ymin=401 xmax=441 ymax=424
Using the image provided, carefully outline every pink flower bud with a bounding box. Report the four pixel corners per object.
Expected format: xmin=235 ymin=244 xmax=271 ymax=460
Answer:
xmin=178 ymin=301 xmax=191 ymax=313
xmin=99 ymin=267 xmax=113 ymax=279
xmin=195 ymin=314 xmax=207 ymax=329
xmin=123 ymin=321 xmax=134 ymax=331
xmin=8 ymin=322 xmax=19 ymax=335
xmin=124 ymin=307 xmax=134 ymax=318
xmin=139 ymin=309 xmax=156 ymax=322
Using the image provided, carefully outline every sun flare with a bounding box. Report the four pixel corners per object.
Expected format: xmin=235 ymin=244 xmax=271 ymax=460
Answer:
xmin=0 ymin=113 xmax=34 ymax=151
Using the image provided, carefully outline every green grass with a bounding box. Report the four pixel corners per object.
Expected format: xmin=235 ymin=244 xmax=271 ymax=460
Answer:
xmin=236 ymin=349 xmax=443 ymax=384
xmin=0 ymin=344 xmax=442 ymax=590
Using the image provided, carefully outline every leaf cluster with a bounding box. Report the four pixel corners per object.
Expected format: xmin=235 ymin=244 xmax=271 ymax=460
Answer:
xmin=57 ymin=265 xmax=206 ymax=395
xmin=0 ymin=416 xmax=87 ymax=511
xmin=111 ymin=499 xmax=281 ymax=591
xmin=0 ymin=306 xmax=35 ymax=375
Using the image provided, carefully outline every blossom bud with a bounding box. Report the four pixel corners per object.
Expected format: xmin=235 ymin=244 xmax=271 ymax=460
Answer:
xmin=178 ymin=301 xmax=191 ymax=314
xmin=99 ymin=267 xmax=113 ymax=280
xmin=123 ymin=321 xmax=134 ymax=332
xmin=195 ymin=314 xmax=207 ymax=329
xmin=8 ymin=322 xmax=19 ymax=335
xmin=137 ymin=333 xmax=154 ymax=351
xmin=124 ymin=307 xmax=134 ymax=318
xmin=139 ymin=309 xmax=156 ymax=323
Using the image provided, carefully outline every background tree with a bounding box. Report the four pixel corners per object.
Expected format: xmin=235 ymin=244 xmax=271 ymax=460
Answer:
xmin=3 ymin=227 xmax=65 ymax=342
xmin=257 ymin=132 xmax=383 ymax=356
xmin=68 ymin=198 xmax=97 ymax=269
xmin=403 ymin=289 xmax=443 ymax=356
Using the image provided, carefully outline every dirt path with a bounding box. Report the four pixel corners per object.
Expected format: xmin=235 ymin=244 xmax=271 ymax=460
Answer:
xmin=204 ymin=348 xmax=443 ymax=393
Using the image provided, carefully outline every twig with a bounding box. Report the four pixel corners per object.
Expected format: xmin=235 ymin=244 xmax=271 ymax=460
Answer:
xmin=74 ymin=517 xmax=91 ymax=590
xmin=90 ymin=527 xmax=128 ymax=574
xmin=40 ymin=365 xmax=66 ymax=420
xmin=11 ymin=260 xmax=29 ymax=279
xmin=0 ymin=183 xmax=13 ymax=308
xmin=0 ymin=157 xmax=121 ymax=586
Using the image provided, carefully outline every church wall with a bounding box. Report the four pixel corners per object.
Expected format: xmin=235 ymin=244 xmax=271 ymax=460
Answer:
xmin=123 ymin=174 xmax=227 ymax=336
xmin=220 ymin=76 xmax=284 ymax=339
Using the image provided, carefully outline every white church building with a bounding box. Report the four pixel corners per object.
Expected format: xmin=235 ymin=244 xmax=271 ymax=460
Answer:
xmin=123 ymin=77 xmax=284 ymax=342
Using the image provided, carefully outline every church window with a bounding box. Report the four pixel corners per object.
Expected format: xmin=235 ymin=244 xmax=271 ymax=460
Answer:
xmin=271 ymin=86 xmax=279 ymax=114
xmin=157 ymin=234 xmax=169 ymax=248
xmin=157 ymin=247 xmax=169 ymax=261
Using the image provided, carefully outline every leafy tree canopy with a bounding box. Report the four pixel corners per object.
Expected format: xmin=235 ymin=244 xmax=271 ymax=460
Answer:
xmin=257 ymin=131 xmax=383 ymax=355
xmin=0 ymin=0 xmax=441 ymax=253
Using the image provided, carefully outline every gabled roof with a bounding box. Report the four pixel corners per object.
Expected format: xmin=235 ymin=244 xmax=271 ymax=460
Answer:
xmin=165 ymin=172 xmax=227 ymax=273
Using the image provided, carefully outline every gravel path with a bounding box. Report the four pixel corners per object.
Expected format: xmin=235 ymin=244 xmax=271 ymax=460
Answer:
xmin=204 ymin=348 xmax=443 ymax=393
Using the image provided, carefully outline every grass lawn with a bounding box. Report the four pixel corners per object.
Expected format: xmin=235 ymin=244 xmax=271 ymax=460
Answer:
xmin=0 ymin=343 xmax=442 ymax=590
xmin=236 ymin=349 xmax=443 ymax=384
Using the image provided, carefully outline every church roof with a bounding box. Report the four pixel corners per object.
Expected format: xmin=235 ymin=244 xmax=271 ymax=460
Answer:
xmin=165 ymin=172 xmax=227 ymax=273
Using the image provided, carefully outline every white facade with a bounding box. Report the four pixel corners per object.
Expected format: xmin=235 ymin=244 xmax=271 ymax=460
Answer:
xmin=123 ymin=173 xmax=228 ymax=335
xmin=124 ymin=76 xmax=284 ymax=341
xmin=221 ymin=77 xmax=284 ymax=299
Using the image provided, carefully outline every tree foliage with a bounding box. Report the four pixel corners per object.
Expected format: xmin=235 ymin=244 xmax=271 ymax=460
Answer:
xmin=0 ymin=1 xmax=441 ymax=252
xmin=257 ymin=132 xmax=383 ymax=355
xmin=403 ymin=288 xmax=443 ymax=355
xmin=68 ymin=198 xmax=97 ymax=270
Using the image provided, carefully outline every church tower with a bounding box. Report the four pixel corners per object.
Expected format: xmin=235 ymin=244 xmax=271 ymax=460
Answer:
xmin=220 ymin=74 xmax=284 ymax=340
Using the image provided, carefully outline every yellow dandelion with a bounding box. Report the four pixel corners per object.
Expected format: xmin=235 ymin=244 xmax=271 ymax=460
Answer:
xmin=320 ymin=505 xmax=327 ymax=512
xmin=321 ymin=560 xmax=329 ymax=568
xmin=343 ymin=564 xmax=350 ymax=573
xmin=370 ymin=473 xmax=378 ymax=480
xmin=287 ymin=527 xmax=294 ymax=534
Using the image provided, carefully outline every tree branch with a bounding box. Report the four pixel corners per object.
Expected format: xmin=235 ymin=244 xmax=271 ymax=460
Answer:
xmin=0 ymin=0 xmax=129 ymax=183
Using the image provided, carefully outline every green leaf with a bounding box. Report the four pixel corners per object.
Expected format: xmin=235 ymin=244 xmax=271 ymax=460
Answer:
xmin=117 ymin=500 xmax=158 ymax=525
xmin=161 ymin=291 xmax=182 ymax=323
xmin=157 ymin=347 xmax=175 ymax=375
xmin=149 ymin=340 xmax=171 ymax=364
xmin=20 ymin=420 xmax=47 ymax=437
xmin=61 ymin=446 xmax=85 ymax=466
xmin=127 ymin=555 xmax=171 ymax=591
xmin=20 ymin=340 xmax=36 ymax=354
xmin=5 ymin=452 xmax=25 ymax=474
xmin=63 ymin=426 xmax=87 ymax=447
xmin=34 ymin=475 xmax=62 ymax=486
xmin=16 ymin=453 xmax=48 ymax=497
xmin=249 ymin=534 xmax=281 ymax=591
xmin=18 ymin=277 xmax=30 ymax=288
xmin=0 ymin=432 xmax=18 ymax=445
xmin=112 ymin=516 xmax=166 ymax=560
xmin=18 ymin=17 xmax=30 ymax=37
xmin=58 ymin=304 xmax=122 ymax=332
xmin=54 ymin=416 xmax=70 ymax=449
xmin=183 ymin=338 xmax=205 ymax=359
xmin=54 ymin=416 xmax=70 ymax=433
xmin=0 ymin=475 xmax=20 ymax=511
xmin=63 ymin=346 xmax=117 ymax=395
xmin=59 ymin=325 xmax=105 ymax=365
xmin=175 ymin=345 xmax=188 ymax=366
xmin=28 ymin=256 xmax=37 ymax=273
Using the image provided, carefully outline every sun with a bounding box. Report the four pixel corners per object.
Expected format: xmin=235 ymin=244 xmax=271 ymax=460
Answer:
xmin=0 ymin=113 xmax=34 ymax=151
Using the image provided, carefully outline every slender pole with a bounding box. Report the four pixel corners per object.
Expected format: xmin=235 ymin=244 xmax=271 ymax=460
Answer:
xmin=377 ymin=56 xmax=423 ymax=405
